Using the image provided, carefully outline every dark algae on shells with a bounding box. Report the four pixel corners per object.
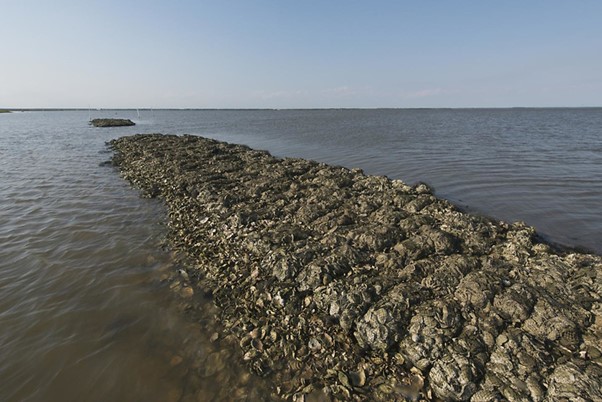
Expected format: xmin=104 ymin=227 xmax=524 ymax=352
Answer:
xmin=110 ymin=134 xmax=602 ymax=401
xmin=91 ymin=118 xmax=135 ymax=127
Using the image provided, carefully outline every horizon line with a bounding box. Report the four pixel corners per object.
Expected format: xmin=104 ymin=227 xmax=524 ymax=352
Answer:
xmin=2 ymin=106 xmax=601 ymax=111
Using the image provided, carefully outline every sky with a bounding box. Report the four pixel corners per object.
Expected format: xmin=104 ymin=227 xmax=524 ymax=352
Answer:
xmin=1 ymin=1 xmax=601 ymax=109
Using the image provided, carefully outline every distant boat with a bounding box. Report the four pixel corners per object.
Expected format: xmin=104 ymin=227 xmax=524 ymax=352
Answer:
xmin=136 ymin=108 xmax=140 ymax=119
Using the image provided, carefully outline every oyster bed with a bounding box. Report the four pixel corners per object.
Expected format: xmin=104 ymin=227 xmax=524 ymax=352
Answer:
xmin=110 ymin=134 xmax=602 ymax=401
xmin=91 ymin=118 xmax=135 ymax=127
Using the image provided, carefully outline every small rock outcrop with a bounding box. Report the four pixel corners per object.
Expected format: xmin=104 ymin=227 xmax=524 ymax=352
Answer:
xmin=109 ymin=133 xmax=602 ymax=401
xmin=91 ymin=118 xmax=135 ymax=127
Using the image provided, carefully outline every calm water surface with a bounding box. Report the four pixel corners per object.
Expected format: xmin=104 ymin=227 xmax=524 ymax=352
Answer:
xmin=1 ymin=108 xmax=601 ymax=401
xmin=0 ymin=111 xmax=262 ymax=402
xmin=139 ymin=108 xmax=601 ymax=253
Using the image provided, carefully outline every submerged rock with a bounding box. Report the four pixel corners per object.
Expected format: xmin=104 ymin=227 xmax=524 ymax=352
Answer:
xmin=109 ymin=133 xmax=602 ymax=401
xmin=91 ymin=118 xmax=135 ymax=127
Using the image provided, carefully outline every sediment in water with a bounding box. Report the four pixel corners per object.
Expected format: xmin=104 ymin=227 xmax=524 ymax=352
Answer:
xmin=109 ymin=133 xmax=602 ymax=401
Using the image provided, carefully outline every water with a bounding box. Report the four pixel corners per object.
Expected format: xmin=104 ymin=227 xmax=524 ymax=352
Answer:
xmin=1 ymin=108 xmax=601 ymax=401
xmin=135 ymin=107 xmax=601 ymax=253
xmin=0 ymin=111 xmax=263 ymax=402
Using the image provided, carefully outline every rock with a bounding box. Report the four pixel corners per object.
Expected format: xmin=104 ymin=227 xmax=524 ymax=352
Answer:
xmin=91 ymin=118 xmax=135 ymax=127
xmin=349 ymin=369 xmax=366 ymax=387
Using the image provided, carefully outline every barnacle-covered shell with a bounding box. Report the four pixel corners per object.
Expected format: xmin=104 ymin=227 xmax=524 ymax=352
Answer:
xmin=354 ymin=284 xmax=415 ymax=351
xmin=399 ymin=298 xmax=463 ymax=370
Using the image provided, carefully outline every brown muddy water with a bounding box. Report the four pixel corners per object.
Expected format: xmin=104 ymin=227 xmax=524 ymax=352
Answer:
xmin=0 ymin=112 xmax=269 ymax=401
xmin=1 ymin=108 xmax=601 ymax=401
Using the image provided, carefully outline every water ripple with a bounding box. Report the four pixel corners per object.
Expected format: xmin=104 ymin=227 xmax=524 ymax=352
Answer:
xmin=1 ymin=111 xmax=242 ymax=401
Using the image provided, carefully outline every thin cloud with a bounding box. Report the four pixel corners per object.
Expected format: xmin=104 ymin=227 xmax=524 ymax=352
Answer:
xmin=320 ymin=86 xmax=358 ymax=96
xmin=255 ymin=89 xmax=310 ymax=100
xmin=400 ymin=88 xmax=445 ymax=98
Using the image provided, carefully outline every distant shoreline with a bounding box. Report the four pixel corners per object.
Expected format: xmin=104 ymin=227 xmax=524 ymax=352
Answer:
xmin=1 ymin=106 xmax=601 ymax=112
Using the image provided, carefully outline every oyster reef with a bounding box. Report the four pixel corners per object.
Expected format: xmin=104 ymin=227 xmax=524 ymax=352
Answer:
xmin=110 ymin=134 xmax=602 ymax=401
xmin=90 ymin=118 xmax=135 ymax=127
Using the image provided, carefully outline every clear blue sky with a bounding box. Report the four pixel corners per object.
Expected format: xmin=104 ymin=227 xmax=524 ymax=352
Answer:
xmin=1 ymin=1 xmax=601 ymax=108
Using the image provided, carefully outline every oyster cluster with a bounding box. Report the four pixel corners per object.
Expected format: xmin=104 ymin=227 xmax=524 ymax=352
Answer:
xmin=90 ymin=118 xmax=135 ymax=127
xmin=110 ymin=134 xmax=602 ymax=401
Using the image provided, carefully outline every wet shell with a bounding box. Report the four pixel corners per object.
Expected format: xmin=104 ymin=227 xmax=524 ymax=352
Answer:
xmin=470 ymin=389 xmax=503 ymax=402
